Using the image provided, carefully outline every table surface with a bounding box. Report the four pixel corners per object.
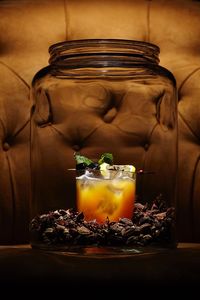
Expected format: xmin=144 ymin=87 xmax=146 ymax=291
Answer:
xmin=0 ymin=243 xmax=200 ymax=292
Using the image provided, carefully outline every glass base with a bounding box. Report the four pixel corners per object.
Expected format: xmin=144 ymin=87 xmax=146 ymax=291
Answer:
xmin=31 ymin=242 xmax=173 ymax=257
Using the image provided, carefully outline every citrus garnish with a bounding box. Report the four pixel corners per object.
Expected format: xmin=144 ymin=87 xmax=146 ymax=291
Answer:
xmin=99 ymin=162 xmax=110 ymax=178
xmin=123 ymin=165 xmax=136 ymax=173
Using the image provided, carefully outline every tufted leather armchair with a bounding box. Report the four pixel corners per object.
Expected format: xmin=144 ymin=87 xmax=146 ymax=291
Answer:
xmin=0 ymin=0 xmax=200 ymax=244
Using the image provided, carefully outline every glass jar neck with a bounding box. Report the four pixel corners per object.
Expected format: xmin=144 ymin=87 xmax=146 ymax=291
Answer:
xmin=32 ymin=39 xmax=175 ymax=85
xmin=48 ymin=39 xmax=160 ymax=69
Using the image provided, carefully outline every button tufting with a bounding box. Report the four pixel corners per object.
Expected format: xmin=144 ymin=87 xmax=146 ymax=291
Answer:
xmin=103 ymin=107 xmax=117 ymax=123
xmin=73 ymin=145 xmax=81 ymax=151
xmin=144 ymin=143 xmax=149 ymax=151
xmin=3 ymin=142 xmax=10 ymax=151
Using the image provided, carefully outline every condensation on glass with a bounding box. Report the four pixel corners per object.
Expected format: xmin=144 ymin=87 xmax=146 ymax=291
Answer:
xmin=30 ymin=39 xmax=178 ymax=249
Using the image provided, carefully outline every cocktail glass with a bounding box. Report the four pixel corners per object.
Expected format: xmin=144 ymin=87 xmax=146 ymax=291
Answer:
xmin=76 ymin=166 xmax=136 ymax=223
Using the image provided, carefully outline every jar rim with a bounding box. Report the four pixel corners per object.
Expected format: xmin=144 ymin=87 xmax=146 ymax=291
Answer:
xmin=32 ymin=39 xmax=176 ymax=89
xmin=49 ymin=39 xmax=160 ymax=54
xmin=49 ymin=39 xmax=160 ymax=67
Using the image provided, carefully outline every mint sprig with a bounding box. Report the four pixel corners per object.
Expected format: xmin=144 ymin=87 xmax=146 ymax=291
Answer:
xmin=74 ymin=152 xmax=113 ymax=170
xmin=74 ymin=153 xmax=93 ymax=166
xmin=98 ymin=153 xmax=113 ymax=165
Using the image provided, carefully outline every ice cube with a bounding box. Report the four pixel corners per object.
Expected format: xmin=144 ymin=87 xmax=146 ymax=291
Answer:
xmin=107 ymin=183 xmax=123 ymax=195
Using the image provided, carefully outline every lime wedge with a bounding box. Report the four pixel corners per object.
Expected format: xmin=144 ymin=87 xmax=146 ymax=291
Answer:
xmin=123 ymin=165 xmax=136 ymax=173
xmin=108 ymin=165 xmax=136 ymax=173
xmin=100 ymin=162 xmax=110 ymax=177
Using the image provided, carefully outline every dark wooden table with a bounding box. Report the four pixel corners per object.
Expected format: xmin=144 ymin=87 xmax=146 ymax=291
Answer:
xmin=0 ymin=243 xmax=200 ymax=294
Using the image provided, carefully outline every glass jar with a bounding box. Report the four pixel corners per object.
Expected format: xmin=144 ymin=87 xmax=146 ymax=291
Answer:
xmin=30 ymin=39 xmax=178 ymax=251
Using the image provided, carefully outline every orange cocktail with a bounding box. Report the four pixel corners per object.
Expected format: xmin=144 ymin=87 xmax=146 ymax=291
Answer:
xmin=76 ymin=168 xmax=136 ymax=223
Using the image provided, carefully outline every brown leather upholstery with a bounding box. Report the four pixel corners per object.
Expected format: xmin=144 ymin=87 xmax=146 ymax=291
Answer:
xmin=0 ymin=0 xmax=200 ymax=243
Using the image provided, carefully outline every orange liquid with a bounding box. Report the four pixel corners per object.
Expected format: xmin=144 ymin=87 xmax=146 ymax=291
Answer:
xmin=76 ymin=178 xmax=135 ymax=223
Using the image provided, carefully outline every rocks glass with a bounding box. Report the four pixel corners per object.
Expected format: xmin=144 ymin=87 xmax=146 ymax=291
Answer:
xmin=76 ymin=167 xmax=136 ymax=223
